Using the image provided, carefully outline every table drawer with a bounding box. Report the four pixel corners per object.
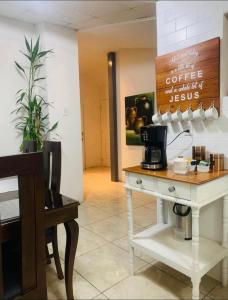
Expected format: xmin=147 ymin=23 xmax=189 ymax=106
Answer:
xmin=128 ymin=173 xmax=156 ymax=191
xmin=158 ymin=179 xmax=191 ymax=200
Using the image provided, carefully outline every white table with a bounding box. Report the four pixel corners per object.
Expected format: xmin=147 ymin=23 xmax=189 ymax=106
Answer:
xmin=124 ymin=166 xmax=228 ymax=300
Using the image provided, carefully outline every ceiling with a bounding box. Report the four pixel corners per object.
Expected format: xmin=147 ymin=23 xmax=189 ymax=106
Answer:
xmin=0 ymin=1 xmax=156 ymax=90
xmin=0 ymin=1 xmax=156 ymax=30
xmin=78 ymin=18 xmax=156 ymax=85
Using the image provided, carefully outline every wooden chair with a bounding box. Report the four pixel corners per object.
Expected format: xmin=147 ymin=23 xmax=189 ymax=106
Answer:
xmin=23 ymin=140 xmax=64 ymax=280
xmin=43 ymin=141 xmax=64 ymax=280
xmin=0 ymin=153 xmax=47 ymax=300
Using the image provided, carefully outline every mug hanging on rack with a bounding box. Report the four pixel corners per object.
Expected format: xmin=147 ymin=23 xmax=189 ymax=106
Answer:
xmin=193 ymin=103 xmax=205 ymax=121
xmin=162 ymin=106 xmax=172 ymax=123
xmin=182 ymin=105 xmax=193 ymax=122
xmin=152 ymin=109 xmax=162 ymax=124
xmin=171 ymin=106 xmax=182 ymax=122
xmin=205 ymin=101 xmax=218 ymax=120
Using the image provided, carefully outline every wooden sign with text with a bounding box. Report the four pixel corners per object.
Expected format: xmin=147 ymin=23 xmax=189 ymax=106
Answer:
xmin=156 ymin=38 xmax=220 ymax=114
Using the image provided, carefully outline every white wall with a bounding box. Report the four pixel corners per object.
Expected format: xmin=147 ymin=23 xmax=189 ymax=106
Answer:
xmin=0 ymin=16 xmax=34 ymax=156
xmin=156 ymin=0 xmax=228 ymax=280
xmin=37 ymin=23 xmax=83 ymax=201
xmin=117 ymin=48 xmax=156 ymax=180
xmin=0 ymin=16 xmax=83 ymax=201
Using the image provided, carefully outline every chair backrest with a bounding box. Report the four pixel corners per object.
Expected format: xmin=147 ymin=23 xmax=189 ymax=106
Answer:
xmin=0 ymin=228 xmax=3 ymax=299
xmin=22 ymin=140 xmax=37 ymax=153
xmin=0 ymin=153 xmax=47 ymax=300
xmin=43 ymin=141 xmax=61 ymax=194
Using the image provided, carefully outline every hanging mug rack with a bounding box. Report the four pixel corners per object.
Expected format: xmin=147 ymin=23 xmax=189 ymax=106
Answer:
xmin=152 ymin=100 xmax=219 ymax=124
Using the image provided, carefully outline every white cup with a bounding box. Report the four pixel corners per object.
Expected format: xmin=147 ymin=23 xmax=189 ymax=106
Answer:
xmin=205 ymin=106 xmax=218 ymax=120
xmin=162 ymin=111 xmax=172 ymax=123
xmin=171 ymin=109 xmax=182 ymax=122
xmin=193 ymin=108 xmax=205 ymax=120
xmin=152 ymin=111 xmax=162 ymax=123
xmin=182 ymin=108 xmax=193 ymax=121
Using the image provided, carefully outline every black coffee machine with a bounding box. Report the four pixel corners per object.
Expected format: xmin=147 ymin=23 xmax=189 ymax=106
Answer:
xmin=140 ymin=125 xmax=168 ymax=170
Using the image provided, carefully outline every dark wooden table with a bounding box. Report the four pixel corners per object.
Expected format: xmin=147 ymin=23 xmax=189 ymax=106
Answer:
xmin=0 ymin=190 xmax=79 ymax=300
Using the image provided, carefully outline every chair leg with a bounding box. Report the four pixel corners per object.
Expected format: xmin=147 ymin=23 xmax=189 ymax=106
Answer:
xmin=52 ymin=227 xmax=64 ymax=280
xmin=0 ymin=240 xmax=4 ymax=299
xmin=46 ymin=244 xmax=51 ymax=265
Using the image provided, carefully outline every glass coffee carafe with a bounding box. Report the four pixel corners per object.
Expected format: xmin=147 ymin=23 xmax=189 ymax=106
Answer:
xmin=143 ymin=146 xmax=162 ymax=164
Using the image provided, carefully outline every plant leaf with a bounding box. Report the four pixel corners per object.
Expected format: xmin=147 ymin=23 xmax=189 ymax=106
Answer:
xmin=34 ymin=77 xmax=46 ymax=82
xmin=24 ymin=36 xmax=31 ymax=53
xmin=15 ymin=89 xmax=24 ymax=95
xmin=32 ymin=36 xmax=40 ymax=62
xmin=11 ymin=107 xmax=23 ymax=114
xmin=22 ymin=103 xmax=29 ymax=111
xmin=16 ymin=92 xmax=26 ymax=104
xmin=37 ymin=49 xmax=53 ymax=58
xmin=34 ymin=64 xmax=44 ymax=70
xmin=36 ymin=95 xmax=48 ymax=104
xmin=41 ymin=114 xmax=48 ymax=121
xmin=21 ymin=51 xmax=32 ymax=61
xmin=47 ymin=122 xmax=58 ymax=133
xmin=15 ymin=61 xmax=25 ymax=74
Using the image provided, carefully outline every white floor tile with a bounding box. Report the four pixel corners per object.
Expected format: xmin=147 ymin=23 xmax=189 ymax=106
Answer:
xmin=84 ymin=215 xmax=140 ymax=242
xmin=93 ymin=293 xmax=109 ymax=299
xmin=155 ymin=262 xmax=220 ymax=295
xmin=117 ymin=206 xmax=156 ymax=228
xmin=104 ymin=265 xmax=198 ymax=299
xmin=208 ymin=284 xmax=228 ymax=299
xmin=47 ymin=270 xmax=100 ymax=300
xmin=77 ymin=203 xmax=112 ymax=226
xmin=113 ymin=235 xmax=155 ymax=264
xmin=75 ymin=243 xmax=148 ymax=292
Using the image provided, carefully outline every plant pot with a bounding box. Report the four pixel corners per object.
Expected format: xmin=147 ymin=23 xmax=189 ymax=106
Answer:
xmin=22 ymin=140 xmax=37 ymax=153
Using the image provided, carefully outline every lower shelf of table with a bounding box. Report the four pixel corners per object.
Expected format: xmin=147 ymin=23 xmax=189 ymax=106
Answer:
xmin=130 ymin=224 xmax=227 ymax=278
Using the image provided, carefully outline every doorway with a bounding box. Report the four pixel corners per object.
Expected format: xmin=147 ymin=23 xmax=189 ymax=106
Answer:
xmin=78 ymin=19 xmax=156 ymax=199
xmin=78 ymin=27 xmax=113 ymax=188
xmin=79 ymin=74 xmax=110 ymax=171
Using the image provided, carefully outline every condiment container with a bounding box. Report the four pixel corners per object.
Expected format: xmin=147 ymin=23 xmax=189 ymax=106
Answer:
xmin=192 ymin=146 xmax=206 ymax=161
xmin=210 ymin=153 xmax=224 ymax=171
xmin=197 ymin=165 xmax=210 ymax=172
xmin=173 ymin=156 xmax=189 ymax=175
xmin=190 ymin=160 xmax=197 ymax=172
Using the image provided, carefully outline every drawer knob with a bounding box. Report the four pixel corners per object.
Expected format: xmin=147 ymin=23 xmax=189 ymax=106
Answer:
xmin=136 ymin=179 xmax=142 ymax=185
xmin=168 ymin=186 xmax=175 ymax=192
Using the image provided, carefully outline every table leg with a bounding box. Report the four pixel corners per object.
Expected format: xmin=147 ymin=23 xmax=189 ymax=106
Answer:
xmin=64 ymin=220 xmax=79 ymax=300
xmin=157 ymin=197 xmax=165 ymax=224
xmin=192 ymin=279 xmax=201 ymax=300
xmin=222 ymin=194 xmax=228 ymax=287
xmin=127 ymin=188 xmax=134 ymax=276
xmin=191 ymin=207 xmax=201 ymax=300
xmin=223 ymin=258 xmax=228 ymax=287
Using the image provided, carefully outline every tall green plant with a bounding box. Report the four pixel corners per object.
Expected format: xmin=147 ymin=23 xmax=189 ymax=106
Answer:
xmin=13 ymin=36 xmax=58 ymax=151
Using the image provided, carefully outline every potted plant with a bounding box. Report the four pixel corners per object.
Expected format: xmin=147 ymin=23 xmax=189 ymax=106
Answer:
xmin=12 ymin=36 xmax=58 ymax=151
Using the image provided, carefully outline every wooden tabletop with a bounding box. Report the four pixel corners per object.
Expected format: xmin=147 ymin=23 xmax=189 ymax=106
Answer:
xmin=124 ymin=165 xmax=228 ymax=185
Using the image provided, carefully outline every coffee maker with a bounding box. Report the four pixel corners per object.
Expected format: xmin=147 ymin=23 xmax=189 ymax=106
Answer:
xmin=140 ymin=125 xmax=168 ymax=170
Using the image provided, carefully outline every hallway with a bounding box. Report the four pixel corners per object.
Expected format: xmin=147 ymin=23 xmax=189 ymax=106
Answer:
xmin=46 ymin=167 xmax=225 ymax=299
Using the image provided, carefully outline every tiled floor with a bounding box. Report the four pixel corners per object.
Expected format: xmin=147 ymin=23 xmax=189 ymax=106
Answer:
xmin=47 ymin=167 xmax=227 ymax=299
